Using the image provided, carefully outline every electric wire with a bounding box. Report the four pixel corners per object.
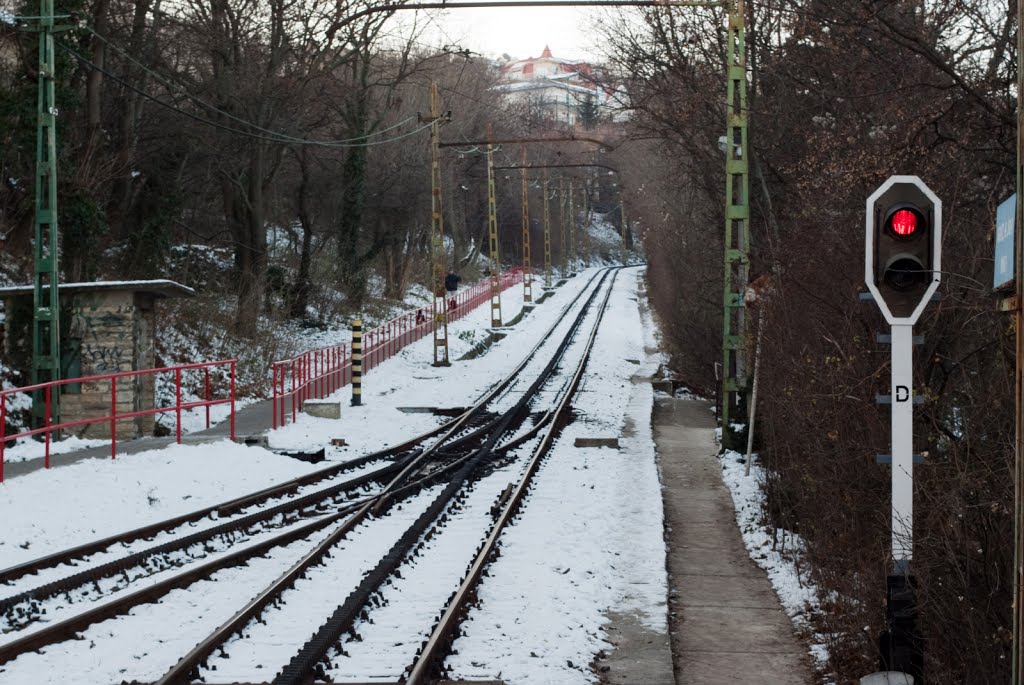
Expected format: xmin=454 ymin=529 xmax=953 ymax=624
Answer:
xmin=81 ymin=25 xmax=423 ymax=146
xmin=58 ymin=17 xmax=612 ymax=165
xmin=418 ymin=9 xmax=472 ymax=113
xmin=56 ymin=40 xmax=433 ymax=148
xmin=9 ymin=14 xmax=74 ymax=20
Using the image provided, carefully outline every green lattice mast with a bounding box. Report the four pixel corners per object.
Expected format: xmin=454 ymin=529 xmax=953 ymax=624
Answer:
xmin=720 ymin=0 xmax=750 ymax=447
xmin=32 ymin=0 xmax=62 ymax=424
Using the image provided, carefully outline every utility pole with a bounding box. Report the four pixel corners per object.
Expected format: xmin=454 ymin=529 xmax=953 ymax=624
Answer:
xmin=568 ymin=180 xmax=577 ymax=273
xmin=720 ymin=0 xmax=751 ymax=449
xmin=520 ymin=148 xmax=533 ymax=303
xmin=559 ymin=179 xmax=568 ymax=277
xmin=486 ymin=130 xmax=503 ymax=327
xmin=423 ymin=82 xmax=451 ymax=366
xmin=543 ymin=172 xmax=552 ymax=287
xmin=31 ymin=0 xmax=64 ymax=425
xmin=620 ymin=200 xmax=628 ymax=266
xmin=582 ymin=178 xmax=591 ymax=267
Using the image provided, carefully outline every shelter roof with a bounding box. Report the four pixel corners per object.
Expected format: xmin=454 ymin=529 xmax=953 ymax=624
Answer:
xmin=0 ymin=279 xmax=195 ymax=299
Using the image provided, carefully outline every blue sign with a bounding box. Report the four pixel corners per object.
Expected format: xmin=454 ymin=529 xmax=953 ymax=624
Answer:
xmin=994 ymin=194 xmax=1015 ymax=291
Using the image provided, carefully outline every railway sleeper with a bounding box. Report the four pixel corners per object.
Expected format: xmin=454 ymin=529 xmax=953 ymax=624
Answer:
xmin=272 ymin=459 xmax=486 ymax=685
xmin=0 ymin=472 xmax=396 ymax=621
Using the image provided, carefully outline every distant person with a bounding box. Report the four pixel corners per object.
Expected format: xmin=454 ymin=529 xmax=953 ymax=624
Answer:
xmin=415 ymin=308 xmax=426 ymax=325
xmin=445 ymin=269 xmax=461 ymax=293
xmin=445 ymin=269 xmax=461 ymax=310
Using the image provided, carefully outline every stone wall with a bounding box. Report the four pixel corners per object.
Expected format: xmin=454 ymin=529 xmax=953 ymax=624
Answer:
xmin=61 ymin=291 xmax=156 ymax=439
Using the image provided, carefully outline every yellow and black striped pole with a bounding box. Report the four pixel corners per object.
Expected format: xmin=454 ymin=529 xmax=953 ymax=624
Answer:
xmin=351 ymin=318 xmax=363 ymax=406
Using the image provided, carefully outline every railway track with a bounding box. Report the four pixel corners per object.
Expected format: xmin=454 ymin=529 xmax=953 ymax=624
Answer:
xmin=0 ymin=268 xmax=619 ymax=684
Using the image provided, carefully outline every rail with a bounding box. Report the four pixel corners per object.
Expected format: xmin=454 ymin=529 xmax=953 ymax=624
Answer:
xmin=0 ymin=360 xmax=237 ymax=482
xmin=271 ymin=268 xmax=524 ymax=428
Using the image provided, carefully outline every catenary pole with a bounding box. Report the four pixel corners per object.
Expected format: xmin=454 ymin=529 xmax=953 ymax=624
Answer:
xmin=426 ymin=82 xmax=450 ymax=366
xmin=543 ymin=172 xmax=552 ymax=287
xmin=486 ymin=129 xmax=503 ymax=327
xmin=31 ymin=0 xmax=62 ymax=425
xmin=619 ymin=199 xmax=628 ymax=265
xmin=559 ymin=178 xmax=568 ymax=277
xmin=520 ymin=147 xmax=533 ymax=302
xmin=721 ymin=0 xmax=750 ymax=449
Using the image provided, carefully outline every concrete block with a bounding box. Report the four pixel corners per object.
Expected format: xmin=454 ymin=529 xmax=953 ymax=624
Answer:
xmin=574 ymin=437 xmax=620 ymax=448
xmin=303 ymin=400 xmax=341 ymax=419
xmin=652 ymin=379 xmax=674 ymax=394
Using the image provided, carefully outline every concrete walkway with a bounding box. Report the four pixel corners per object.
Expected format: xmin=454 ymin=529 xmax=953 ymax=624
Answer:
xmin=3 ymin=399 xmax=276 ymax=480
xmin=656 ymin=396 xmax=812 ymax=684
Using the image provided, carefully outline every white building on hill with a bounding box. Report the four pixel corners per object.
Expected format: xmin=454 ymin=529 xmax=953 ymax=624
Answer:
xmin=494 ymin=46 xmax=622 ymax=127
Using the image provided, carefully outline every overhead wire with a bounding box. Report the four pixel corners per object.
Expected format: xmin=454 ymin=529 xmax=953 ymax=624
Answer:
xmin=57 ymin=40 xmax=434 ymax=147
xmin=366 ymin=28 xmax=574 ymax=146
xmin=79 ymin=25 xmax=426 ymax=147
xmin=60 ymin=16 xmax=612 ymax=162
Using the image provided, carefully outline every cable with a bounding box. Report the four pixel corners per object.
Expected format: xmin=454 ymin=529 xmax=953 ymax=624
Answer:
xmin=10 ymin=14 xmax=74 ymax=20
xmin=57 ymin=40 xmax=434 ymax=148
xmin=83 ymin=25 xmax=421 ymax=145
xmin=413 ymin=7 xmax=475 ymax=113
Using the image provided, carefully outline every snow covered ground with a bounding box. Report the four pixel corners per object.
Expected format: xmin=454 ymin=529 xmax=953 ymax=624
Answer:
xmin=0 ymin=265 xmax=829 ymax=684
xmin=0 ymin=267 xmax=675 ymax=684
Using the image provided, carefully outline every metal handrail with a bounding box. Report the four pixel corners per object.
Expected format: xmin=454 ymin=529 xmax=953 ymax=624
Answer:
xmin=270 ymin=268 xmax=524 ymax=427
xmin=0 ymin=359 xmax=237 ymax=481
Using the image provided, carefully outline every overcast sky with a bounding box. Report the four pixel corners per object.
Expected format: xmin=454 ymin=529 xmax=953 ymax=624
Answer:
xmin=420 ymin=7 xmax=607 ymax=62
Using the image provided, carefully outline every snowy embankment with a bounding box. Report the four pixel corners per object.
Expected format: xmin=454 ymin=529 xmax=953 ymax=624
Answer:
xmin=717 ymin=444 xmax=831 ymax=673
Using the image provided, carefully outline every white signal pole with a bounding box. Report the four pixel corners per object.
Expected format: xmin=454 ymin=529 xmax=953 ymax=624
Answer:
xmin=890 ymin=322 xmax=914 ymax=569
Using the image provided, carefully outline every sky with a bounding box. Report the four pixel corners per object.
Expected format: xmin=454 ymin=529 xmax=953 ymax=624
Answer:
xmin=417 ymin=6 xmax=610 ymax=62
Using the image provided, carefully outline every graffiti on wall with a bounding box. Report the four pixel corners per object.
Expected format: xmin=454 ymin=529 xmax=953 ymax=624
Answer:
xmin=68 ymin=295 xmax=136 ymax=376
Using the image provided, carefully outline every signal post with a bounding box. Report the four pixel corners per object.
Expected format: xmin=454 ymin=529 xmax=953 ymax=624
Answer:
xmin=863 ymin=176 xmax=942 ymax=684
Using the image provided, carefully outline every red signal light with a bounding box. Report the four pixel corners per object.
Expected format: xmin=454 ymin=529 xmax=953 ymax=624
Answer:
xmin=890 ymin=209 xmax=918 ymax=237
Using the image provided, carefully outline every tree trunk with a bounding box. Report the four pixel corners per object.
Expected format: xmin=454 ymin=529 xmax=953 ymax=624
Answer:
xmin=337 ymin=135 xmax=369 ymax=307
xmin=223 ymin=146 xmax=268 ymax=337
xmin=288 ymin=149 xmax=315 ymax=318
xmin=86 ymin=0 xmax=110 ymax=133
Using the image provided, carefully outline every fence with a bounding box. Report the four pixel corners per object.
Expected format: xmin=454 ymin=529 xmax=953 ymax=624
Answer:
xmin=0 ymin=360 xmax=236 ymax=482
xmin=271 ymin=344 xmax=350 ymax=428
xmin=271 ymin=268 xmax=524 ymax=427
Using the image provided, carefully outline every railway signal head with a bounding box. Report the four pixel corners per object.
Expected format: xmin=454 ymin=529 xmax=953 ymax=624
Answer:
xmin=865 ymin=176 xmax=942 ymax=324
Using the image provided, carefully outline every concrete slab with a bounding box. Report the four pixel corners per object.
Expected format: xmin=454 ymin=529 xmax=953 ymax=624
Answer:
xmin=678 ymin=605 xmax=805 ymax=652
xmin=681 ymin=651 xmax=812 ymax=684
xmin=600 ymin=611 xmax=674 ymax=685
xmin=674 ymin=573 xmax=785 ymax=608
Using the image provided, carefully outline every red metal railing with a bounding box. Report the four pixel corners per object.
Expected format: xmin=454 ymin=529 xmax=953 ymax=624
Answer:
xmin=271 ymin=344 xmax=349 ymax=429
xmin=271 ymin=268 xmax=524 ymax=427
xmin=362 ymin=268 xmax=523 ymax=369
xmin=0 ymin=360 xmax=237 ymax=482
